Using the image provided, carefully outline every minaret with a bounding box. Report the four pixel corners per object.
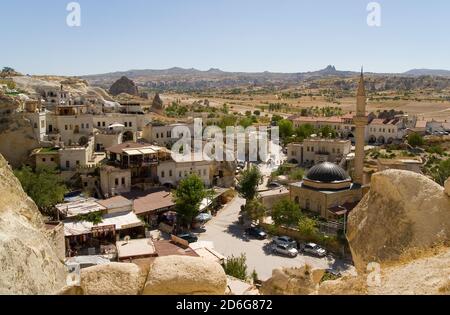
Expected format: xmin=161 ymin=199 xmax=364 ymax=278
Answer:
xmin=353 ymin=68 xmax=367 ymax=186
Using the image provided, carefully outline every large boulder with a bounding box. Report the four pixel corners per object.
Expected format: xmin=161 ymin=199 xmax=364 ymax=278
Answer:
xmin=142 ymin=256 xmax=227 ymax=295
xmin=347 ymin=170 xmax=450 ymax=271
xmin=109 ymin=76 xmax=138 ymax=96
xmin=0 ymin=155 xmax=67 ymax=294
xmin=445 ymin=178 xmax=450 ymax=197
xmin=260 ymin=265 xmax=324 ymax=295
xmin=80 ymin=263 xmax=146 ymax=295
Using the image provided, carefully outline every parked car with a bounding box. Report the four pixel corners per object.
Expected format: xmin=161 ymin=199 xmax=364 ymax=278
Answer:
xmin=245 ymin=227 xmax=267 ymax=240
xmin=272 ymin=243 xmax=298 ymax=257
xmin=267 ymin=182 xmax=283 ymax=190
xmin=177 ymin=233 xmax=198 ymax=244
xmin=273 ymin=236 xmax=297 ymax=248
xmin=301 ymin=243 xmax=327 ymax=257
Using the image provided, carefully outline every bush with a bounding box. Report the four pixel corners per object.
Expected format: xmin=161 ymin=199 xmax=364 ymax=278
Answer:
xmin=222 ymin=254 xmax=248 ymax=281
xmin=407 ymin=133 xmax=424 ymax=147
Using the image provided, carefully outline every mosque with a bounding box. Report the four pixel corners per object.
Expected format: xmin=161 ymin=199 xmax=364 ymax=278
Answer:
xmin=289 ymin=70 xmax=368 ymax=220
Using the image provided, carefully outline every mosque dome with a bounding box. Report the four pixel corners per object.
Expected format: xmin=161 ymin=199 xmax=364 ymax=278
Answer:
xmin=305 ymin=162 xmax=351 ymax=183
xmin=302 ymin=162 xmax=352 ymax=190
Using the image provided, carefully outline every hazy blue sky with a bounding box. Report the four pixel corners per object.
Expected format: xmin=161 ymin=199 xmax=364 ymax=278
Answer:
xmin=1 ymin=0 xmax=449 ymax=75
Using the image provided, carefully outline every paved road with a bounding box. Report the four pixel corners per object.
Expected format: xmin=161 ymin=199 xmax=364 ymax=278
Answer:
xmin=199 ymin=196 xmax=351 ymax=281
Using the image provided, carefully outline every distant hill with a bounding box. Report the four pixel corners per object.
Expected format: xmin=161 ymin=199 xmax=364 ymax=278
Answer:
xmin=402 ymin=69 xmax=450 ymax=77
xmin=81 ymin=66 xmax=450 ymax=92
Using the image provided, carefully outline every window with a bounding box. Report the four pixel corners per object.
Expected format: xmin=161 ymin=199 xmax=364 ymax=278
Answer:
xmin=81 ymin=123 xmax=84 ymax=129
xmin=121 ymin=177 xmax=125 ymax=185
xmin=156 ymin=133 xmax=159 ymax=139
xmin=169 ymin=170 xmax=173 ymax=177
xmin=97 ymin=122 xmax=101 ymax=127
xmin=50 ymin=158 xmax=54 ymax=162
xmin=65 ymin=125 xmax=68 ymax=130
xmin=102 ymin=122 xmax=106 ymax=127
xmin=84 ymin=182 xmax=88 ymax=187
xmin=161 ymin=171 xmax=165 ymax=178
xmin=129 ymin=122 xmax=132 ymax=127
xmin=337 ymin=149 xmax=341 ymax=154
xmin=66 ymin=161 xmax=70 ymax=168
xmin=42 ymin=158 xmax=46 ymax=162
xmin=179 ymin=171 xmax=182 ymax=178
xmin=115 ymin=178 xmax=119 ymax=186
xmin=124 ymin=122 xmax=128 ymax=127
xmin=76 ymin=160 xmax=80 ymax=166
xmin=167 ymin=131 xmax=171 ymax=138
xmin=86 ymin=123 xmax=89 ymax=129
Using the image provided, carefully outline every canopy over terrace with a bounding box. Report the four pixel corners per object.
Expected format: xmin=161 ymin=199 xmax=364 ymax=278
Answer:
xmin=63 ymin=211 xmax=144 ymax=237
xmin=56 ymin=198 xmax=106 ymax=219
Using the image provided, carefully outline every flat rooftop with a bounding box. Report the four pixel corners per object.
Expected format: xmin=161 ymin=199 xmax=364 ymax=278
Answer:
xmin=116 ymin=238 xmax=156 ymax=260
xmin=56 ymin=198 xmax=106 ymax=218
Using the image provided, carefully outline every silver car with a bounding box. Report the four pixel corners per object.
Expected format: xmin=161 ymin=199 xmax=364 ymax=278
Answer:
xmin=273 ymin=236 xmax=297 ymax=248
xmin=273 ymin=243 xmax=298 ymax=258
xmin=302 ymin=243 xmax=327 ymax=257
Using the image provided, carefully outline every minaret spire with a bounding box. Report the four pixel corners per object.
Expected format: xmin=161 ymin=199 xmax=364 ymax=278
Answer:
xmin=353 ymin=68 xmax=368 ymax=186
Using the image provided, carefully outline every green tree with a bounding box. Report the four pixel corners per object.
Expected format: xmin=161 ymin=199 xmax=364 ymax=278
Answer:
xmin=295 ymin=123 xmax=315 ymax=139
xmin=288 ymin=168 xmax=305 ymax=181
xmin=76 ymin=212 xmax=104 ymax=225
xmin=407 ymin=132 xmax=424 ymax=147
xmin=278 ymin=119 xmax=294 ymax=141
xmin=222 ymin=254 xmax=248 ymax=281
xmin=271 ymin=115 xmax=283 ymax=125
xmin=237 ymin=166 xmax=262 ymax=201
xmin=242 ymin=199 xmax=266 ymax=222
xmin=14 ymin=166 xmax=67 ymax=217
xmin=318 ymin=125 xmax=337 ymax=138
xmin=173 ymin=174 xmax=210 ymax=227
xmin=271 ymin=199 xmax=301 ymax=227
xmin=239 ymin=117 xmax=254 ymax=128
xmin=431 ymin=158 xmax=450 ymax=186
xmin=218 ymin=115 xmax=238 ymax=129
xmin=298 ymin=215 xmax=319 ymax=237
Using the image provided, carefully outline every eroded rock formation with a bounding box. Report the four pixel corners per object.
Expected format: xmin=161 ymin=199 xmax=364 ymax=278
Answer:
xmin=0 ymin=154 xmax=67 ymax=294
xmin=109 ymin=76 xmax=139 ymax=96
xmin=347 ymin=170 xmax=450 ymax=271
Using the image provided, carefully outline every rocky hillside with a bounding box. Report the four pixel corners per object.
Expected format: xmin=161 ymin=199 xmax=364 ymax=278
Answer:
xmin=82 ymin=66 xmax=450 ymax=92
xmin=0 ymin=154 xmax=67 ymax=294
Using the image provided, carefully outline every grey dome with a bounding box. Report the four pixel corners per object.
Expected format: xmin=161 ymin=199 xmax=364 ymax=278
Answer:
xmin=305 ymin=162 xmax=351 ymax=183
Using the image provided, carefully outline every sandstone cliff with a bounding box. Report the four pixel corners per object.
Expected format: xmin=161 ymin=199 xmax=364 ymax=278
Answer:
xmin=0 ymin=154 xmax=67 ymax=294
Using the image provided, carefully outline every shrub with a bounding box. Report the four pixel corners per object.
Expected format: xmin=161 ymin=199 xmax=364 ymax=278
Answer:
xmin=222 ymin=254 xmax=248 ymax=281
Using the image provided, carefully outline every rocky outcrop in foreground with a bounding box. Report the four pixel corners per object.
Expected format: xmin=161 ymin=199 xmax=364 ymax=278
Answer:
xmin=60 ymin=256 xmax=228 ymax=295
xmin=0 ymin=155 xmax=67 ymax=294
xmin=347 ymin=170 xmax=450 ymax=271
xmin=109 ymin=76 xmax=139 ymax=96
